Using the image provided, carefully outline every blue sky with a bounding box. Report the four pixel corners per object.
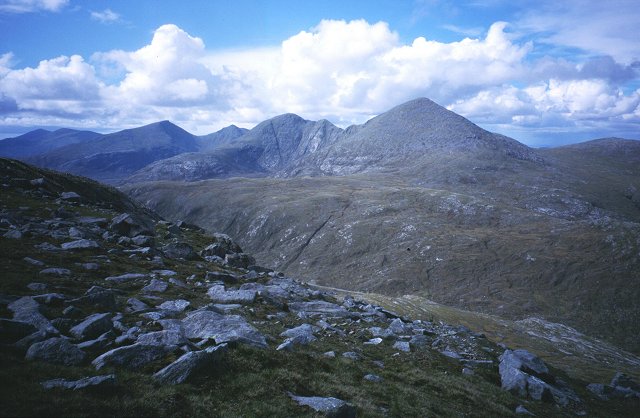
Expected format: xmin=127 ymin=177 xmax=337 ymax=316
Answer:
xmin=0 ymin=0 xmax=638 ymax=146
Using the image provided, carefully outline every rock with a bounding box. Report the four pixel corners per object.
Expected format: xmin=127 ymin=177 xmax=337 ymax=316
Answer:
xmin=26 ymin=282 xmax=47 ymax=291
xmin=393 ymin=341 xmax=411 ymax=352
xmin=162 ymin=242 xmax=199 ymax=260
xmin=3 ymin=229 xmax=23 ymax=239
xmin=342 ymin=351 xmax=361 ymax=361
xmin=207 ymin=285 xmax=256 ymax=304
xmin=288 ymin=393 xmax=356 ymax=418
xmin=136 ymin=330 xmax=187 ymax=347
xmin=41 ymin=374 xmax=116 ymax=391
xmin=158 ymin=299 xmax=190 ymax=312
xmin=0 ymin=318 xmax=37 ymax=344
xmin=363 ymin=374 xmax=383 ymax=382
xmin=364 ymin=337 xmax=383 ymax=345
xmin=8 ymin=296 xmax=58 ymax=335
xmin=105 ymin=273 xmax=146 ymax=283
xmin=69 ymin=286 xmax=117 ymax=310
xmin=77 ymin=330 xmax=115 ymax=351
xmin=70 ymin=313 xmax=112 ymax=341
xmin=280 ymin=324 xmax=317 ymax=345
xmin=33 ymin=293 xmax=66 ymax=306
xmin=276 ymin=339 xmax=295 ymax=351
xmin=388 ymin=318 xmax=410 ymax=335
xmin=153 ymin=344 xmax=228 ymax=385
xmin=200 ymin=233 xmax=243 ymax=258
xmin=92 ymin=343 xmax=169 ymax=370
xmin=205 ymin=271 xmax=240 ymax=283
xmin=152 ymin=269 xmax=177 ymax=277
xmin=515 ymin=405 xmax=534 ymax=415
xmin=587 ymin=373 xmax=640 ymax=400
xmin=142 ymin=279 xmax=168 ymax=293
xmin=611 ymin=372 xmax=640 ymax=392
xmin=62 ymin=305 xmax=84 ymax=318
xmin=109 ymin=213 xmax=155 ymax=238
xmin=60 ymin=191 xmax=81 ymax=201
xmin=169 ymin=278 xmax=188 ymax=288
xmin=132 ymin=235 xmax=155 ymax=246
xmin=224 ymin=253 xmax=256 ymax=269
xmin=60 ymin=239 xmax=99 ymax=250
xmin=126 ymin=298 xmax=150 ymax=313
xmin=39 ymin=267 xmax=70 ymax=276
xmin=81 ymin=262 xmax=100 ymax=270
xmin=25 ymin=337 xmax=85 ymax=366
xmin=462 ymin=367 xmax=475 ymax=376
xmin=182 ymin=310 xmax=268 ymax=348
xmin=323 ymin=351 xmax=336 ymax=358
xmin=24 ymin=257 xmax=45 ymax=267
xmin=288 ymin=301 xmax=353 ymax=318
xmin=441 ymin=349 xmax=461 ymax=359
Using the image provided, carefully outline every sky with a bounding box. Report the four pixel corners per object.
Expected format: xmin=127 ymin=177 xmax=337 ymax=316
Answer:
xmin=0 ymin=0 xmax=639 ymax=147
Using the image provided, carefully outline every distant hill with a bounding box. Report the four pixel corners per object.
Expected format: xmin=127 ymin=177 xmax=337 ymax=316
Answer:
xmin=0 ymin=128 xmax=101 ymax=158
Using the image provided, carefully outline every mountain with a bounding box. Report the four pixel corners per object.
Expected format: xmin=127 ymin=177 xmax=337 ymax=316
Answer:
xmin=2 ymin=157 xmax=639 ymax=417
xmin=27 ymin=121 xmax=200 ymax=183
xmin=127 ymin=114 xmax=344 ymax=183
xmin=195 ymin=124 xmax=249 ymax=151
xmin=0 ymin=128 xmax=101 ymax=159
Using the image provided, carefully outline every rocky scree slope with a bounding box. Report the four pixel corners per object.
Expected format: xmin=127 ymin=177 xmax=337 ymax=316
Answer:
xmin=2 ymin=158 xmax=639 ymax=417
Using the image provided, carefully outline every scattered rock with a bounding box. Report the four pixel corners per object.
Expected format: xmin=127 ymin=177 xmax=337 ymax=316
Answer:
xmin=3 ymin=229 xmax=23 ymax=239
xmin=288 ymin=393 xmax=356 ymax=418
xmin=207 ymin=284 xmax=256 ymax=304
xmin=153 ymin=344 xmax=228 ymax=385
xmin=126 ymin=298 xmax=150 ymax=313
xmin=24 ymin=257 xmax=45 ymax=267
xmin=288 ymin=301 xmax=353 ymax=318
xmin=342 ymin=351 xmax=361 ymax=361
xmin=105 ymin=273 xmax=146 ymax=283
xmin=393 ymin=341 xmax=411 ymax=352
xmin=41 ymin=374 xmax=116 ymax=391
xmin=200 ymin=233 xmax=243 ymax=258
xmin=39 ymin=267 xmax=70 ymax=276
xmin=158 ymin=299 xmax=190 ymax=312
xmin=136 ymin=330 xmax=187 ymax=348
xmin=69 ymin=313 xmax=112 ymax=341
xmin=182 ymin=310 xmax=267 ymax=348
xmin=515 ymin=405 xmax=534 ymax=415
xmin=92 ymin=343 xmax=169 ymax=371
xmin=60 ymin=191 xmax=81 ymax=201
xmin=363 ymin=374 xmax=383 ymax=382
xmin=109 ymin=213 xmax=154 ymax=238
xmin=60 ymin=239 xmax=99 ymax=250
xmin=162 ymin=242 xmax=199 ymax=260
xmin=8 ymin=296 xmax=58 ymax=334
xmin=142 ymin=279 xmax=168 ymax=294
xmin=25 ymin=337 xmax=85 ymax=366
xmin=224 ymin=253 xmax=256 ymax=269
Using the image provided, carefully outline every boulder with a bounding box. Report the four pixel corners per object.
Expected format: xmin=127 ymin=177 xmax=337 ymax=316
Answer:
xmin=280 ymin=324 xmax=317 ymax=345
xmin=200 ymin=233 xmax=243 ymax=258
xmin=136 ymin=330 xmax=188 ymax=347
xmin=60 ymin=239 xmax=99 ymax=250
xmin=207 ymin=285 xmax=256 ymax=304
xmin=105 ymin=273 xmax=146 ymax=283
xmin=205 ymin=271 xmax=240 ymax=283
xmin=126 ymin=298 xmax=150 ymax=313
xmin=24 ymin=258 xmax=45 ymax=267
xmin=70 ymin=313 xmax=112 ymax=341
xmin=288 ymin=301 xmax=353 ymax=318
xmin=25 ymin=337 xmax=85 ymax=366
xmin=109 ymin=213 xmax=155 ymax=238
xmin=224 ymin=253 xmax=256 ymax=269
xmin=363 ymin=374 xmax=383 ymax=382
xmin=153 ymin=344 xmax=228 ymax=385
xmin=142 ymin=279 xmax=168 ymax=293
xmin=69 ymin=286 xmax=117 ymax=310
xmin=60 ymin=191 xmax=81 ymax=201
xmin=158 ymin=299 xmax=190 ymax=312
xmin=92 ymin=343 xmax=169 ymax=370
xmin=182 ymin=310 xmax=267 ymax=348
xmin=8 ymin=296 xmax=58 ymax=335
xmin=288 ymin=393 xmax=356 ymax=418
xmin=162 ymin=242 xmax=199 ymax=260
xmin=42 ymin=374 xmax=116 ymax=391
xmin=77 ymin=330 xmax=115 ymax=351
xmin=393 ymin=341 xmax=411 ymax=352
xmin=39 ymin=267 xmax=70 ymax=276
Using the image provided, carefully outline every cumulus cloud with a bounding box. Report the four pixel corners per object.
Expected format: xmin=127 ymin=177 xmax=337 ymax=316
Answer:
xmin=90 ymin=8 xmax=121 ymax=24
xmin=0 ymin=19 xmax=638 ymax=142
xmin=0 ymin=0 xmax=68 ymax=13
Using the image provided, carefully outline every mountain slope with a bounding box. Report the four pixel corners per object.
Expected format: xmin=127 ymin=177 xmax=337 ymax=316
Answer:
xmin=0 ymin=128 xmax=101 ymax=159
xmin=195 ymin=124 xmax=249 ymax=152
xmin=29 ymin=121 xmax=199 ymax=183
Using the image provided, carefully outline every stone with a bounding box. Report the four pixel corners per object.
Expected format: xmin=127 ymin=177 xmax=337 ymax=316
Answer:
xmin=3 ymin=229 xmax=22 ymax=239
xmin=363 ymin=374 xmax=383 ymax=382
xmin=81 ymin=263 xmax=100 ymax=270
xmin=409 ymin=334 xmax=430 ymax=349
xmin=182 ymin=310 xmax=267 ymax=348
xmin=205 ymin=271 xmax=240 ymax=283
xmin=132 ymin=235 xmax=155 ymax=246
xmin=77 ymin=330 xmax=115 ymax=351
xmin=207 ymin=285 xmax=256 ymax=304
xmin=153 ymin=344 xmax=228 ymax=385
xmin=393 ymin=341 xmax=411 ymax=352
xmin=24 ymin=257 xmax=45 ymax=266
xmin=69 ymin=286 xmax=117 ymax=310
xmin=0 ymin=318 xmax=37 ymax=344
xmin=142 ymin=279 xmax=168 ymax=293
xmin=33 ymin=293 xmax=66 ymax=306
xmin=200 ymin=233 xmax=243 ymax=258
xmin=60 ymin=191 xmax=81 ymax=201
xmin=162 ymin=242 xmax=199 ymax=260
xmin=169 ymin=278 xmax=188 ymax=288
xmin=60 ymin=239 xmax=99 ymax=250
xmin=388 ymin=318 xmax=410 ymax=335
xmin=42 ymin=374 xmax=116 ymax=391
xmin=39 ymin=267 xmax=70 ymax=276
xmin=224 ymin=253 xmax=256 ymax=269
xmin=109 ymin=213 xmax=155 ymax=238
xmin=105 ymin=273 xmax=146 ymax=283
xmin=288 ymin=393 xmax=356 ymax=418
xmin=611 ymin=372 xmax=640 ymax=392
xmin=136 ymin=330 xmax=187 ymax=347
xmin=126 ymin=298 xmax=150 ymax=313
xmin=462 ymin=367 xmax=475 ymax=376
xmin=158 ymin=299 xmax=190 ymax=312
xmin=364 ymin=337 xmax=383 ymax=345
xmin=288 ymin=301 xmax=353 ymax=318
xmin=342 ymin=351 xmax=361 ymax=361
xmin=323 ymin=351 xmax=336 ymax=358
xmin=280 ymin=324 xmax=317 ymax=345
xmin=70 ymin=313 xmax=112 ymax=341
xmin=515 ymin=405 xmax=534 ymax=415
xmin=62 ymin=305 xmax=84 ymax=318
xmin=25 ymin=337 xmax=85 ymax=366
xmin=8 ymin=296 xmax=58 ymax=335
xmin=92 ymin=343 xmax=168 ymax=370
xmin=152 ymin=269 xmax=177 ymax=277
xmin=26 ymin=282 xmax=47 ymax=291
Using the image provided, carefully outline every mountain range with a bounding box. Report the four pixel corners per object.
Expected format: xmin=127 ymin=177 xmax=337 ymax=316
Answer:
xmin=2 ymin=98 xmax=639 ymax=355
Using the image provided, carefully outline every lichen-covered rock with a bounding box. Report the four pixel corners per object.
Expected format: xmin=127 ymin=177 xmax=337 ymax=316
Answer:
xmin=182 ymin=310 xmax=267 ymax=348
xmin=207 ymin=285 xmax=256 ymax=304
xmin=25 ymin=337 xmax=85 ymax=366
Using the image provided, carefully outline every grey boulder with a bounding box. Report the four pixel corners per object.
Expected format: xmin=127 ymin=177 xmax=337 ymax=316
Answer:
xmin=25 ymin=337 xmax=85 ymax=366
xmin=69 ymin=312 xmax=112 ymax=341
xmin=92 ymin=343 xmax=169 ymax=370
xmin=42 ymin=374 xmax=116 ymax=391
xmin=207 ymin=285 xmax=256 ymax=304
xmin=60 ymin=239 xmax=99 ymax=250
xmin=182 ymin=310 xmax=267 ymax=348
xmin=153 ymin=344 xmax=228 ymax=385
xmin=288 ymin=393 xmax=356 ymax=418
xmin=109 ymin=213 xmax=155 ymax=238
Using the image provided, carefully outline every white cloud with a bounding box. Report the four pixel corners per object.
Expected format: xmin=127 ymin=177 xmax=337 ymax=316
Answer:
xmin=0 ymin=0 xmax=67 ymax=13
xmin=90 ymin=8 xmax=120 ymax=24
xmin=0 ymin=19 xmax=638 ymax=142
